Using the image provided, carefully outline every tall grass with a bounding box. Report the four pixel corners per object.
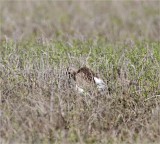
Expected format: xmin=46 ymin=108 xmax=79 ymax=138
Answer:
xmin=0 ymin=39 xmax=160 ymax=143
xmin=0 ymin=1 xmax=160 ymax=144
xmin=1 ymin=1 xmax=159 ymax=42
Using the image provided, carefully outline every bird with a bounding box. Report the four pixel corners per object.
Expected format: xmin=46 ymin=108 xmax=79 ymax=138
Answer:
xmin=67 ymin=66 xmax=106 ymax=94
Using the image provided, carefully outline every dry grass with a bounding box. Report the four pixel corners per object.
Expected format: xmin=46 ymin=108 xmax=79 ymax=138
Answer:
xmin=1 ymin=1 xmax=160 ymax=42
xmin=0 ymin=1 xmax=160 ymax=144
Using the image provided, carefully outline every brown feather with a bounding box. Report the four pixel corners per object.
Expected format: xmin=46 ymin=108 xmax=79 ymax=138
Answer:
xmin=67 ymin=66 xmax=99 ymax=92
xmin=76 ymin=67 xmax=97 ymax=82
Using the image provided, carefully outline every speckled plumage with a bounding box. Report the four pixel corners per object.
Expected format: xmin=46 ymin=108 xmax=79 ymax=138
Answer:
xmin=67 ymin=66 xmax=106 ymax=94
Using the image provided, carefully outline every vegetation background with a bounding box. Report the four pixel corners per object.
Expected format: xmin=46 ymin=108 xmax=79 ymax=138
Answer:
xmin=0 ymin=1 xmax=160 ymax=144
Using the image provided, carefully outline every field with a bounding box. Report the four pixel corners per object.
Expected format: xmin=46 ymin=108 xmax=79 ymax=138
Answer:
xmin=0 ymin=1 xmax=160 ymax=144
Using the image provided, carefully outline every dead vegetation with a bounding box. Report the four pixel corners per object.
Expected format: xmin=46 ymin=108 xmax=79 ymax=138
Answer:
xmin=1 ymin=1 xmax=159 ymax=42
xmin=0 ymin=1 xmax=160 ymax=144
xmin=0 ymin=40 xmax=159 ymax=143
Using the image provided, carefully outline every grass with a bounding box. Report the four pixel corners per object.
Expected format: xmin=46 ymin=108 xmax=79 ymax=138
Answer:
xmin=0 ymin=1 xmax=160 ymax=144
xmin=0 ymin=39 xmax=160 ymax=143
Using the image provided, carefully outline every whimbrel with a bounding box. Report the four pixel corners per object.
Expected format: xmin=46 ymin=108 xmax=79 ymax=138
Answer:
xmin=67 ymin=66 xmax=106 ymax=94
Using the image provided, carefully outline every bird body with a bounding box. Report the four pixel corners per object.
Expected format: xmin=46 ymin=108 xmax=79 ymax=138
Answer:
xmin=67 ymin=66 xmax=106 ymax=94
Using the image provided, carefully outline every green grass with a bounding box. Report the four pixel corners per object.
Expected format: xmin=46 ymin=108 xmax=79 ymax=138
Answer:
xmin=0 ymin=1 xmax=160 ymax=144
xmin=0 ymin=39 xmax=160 ymax=144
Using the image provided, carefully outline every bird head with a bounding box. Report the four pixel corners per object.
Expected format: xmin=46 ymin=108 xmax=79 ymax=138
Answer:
xmin=66 ymin=66 xmax=77 ymax=80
